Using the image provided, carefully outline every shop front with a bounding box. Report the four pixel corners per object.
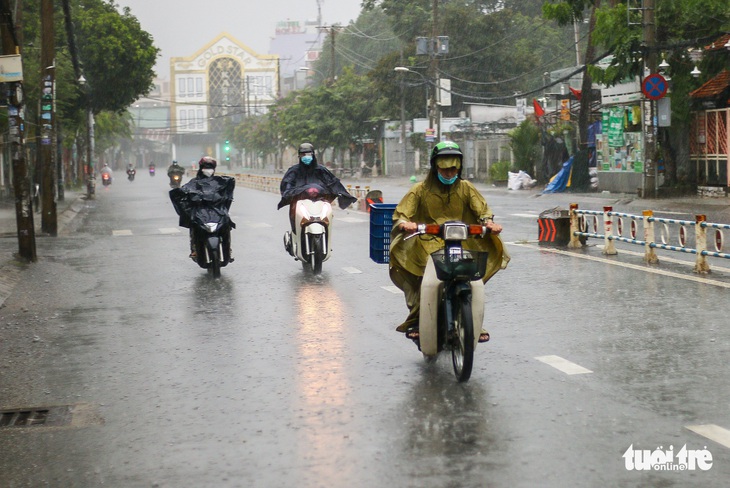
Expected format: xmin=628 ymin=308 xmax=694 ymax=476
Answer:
xmin=689 ymin=70 xmax=730 ymax=193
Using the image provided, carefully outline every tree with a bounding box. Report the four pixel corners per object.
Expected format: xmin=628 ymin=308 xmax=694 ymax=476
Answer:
xmin=229 ymin=114 xmax=279 ymax=163
xmin=585 ymin=0 xmax=730 ymax=185
xmin=542 ymin=0 xmax=601 ymax=191
xmin=93 ymin=110 xmax=133 ymax=156
xmin=17 ymin=0 xmax=158 ymax=183
xmin=363 ymin=0 xmax=578 ymax=118
xmin=263 ymin=67 xmax=377 ymax=164
xmin=314 ymin=7 xmax=405 ymax=82
xmin=509 ymin=119 xmax=541 ymax=174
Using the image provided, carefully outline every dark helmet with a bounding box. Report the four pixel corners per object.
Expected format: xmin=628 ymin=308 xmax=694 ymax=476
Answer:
xmin=172 ymin=160 xmax=178 ymax=165
xmin=297 ymin=142 xmax=317 ymax=166
xmin=430 ymin=141 xmax=463 ymax=168
xmin=198 ymin=156 xmax=217 ymax=169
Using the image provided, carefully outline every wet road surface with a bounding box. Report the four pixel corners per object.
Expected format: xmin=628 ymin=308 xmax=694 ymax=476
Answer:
xmin=1 ymin=174 xmax=729 ymax=486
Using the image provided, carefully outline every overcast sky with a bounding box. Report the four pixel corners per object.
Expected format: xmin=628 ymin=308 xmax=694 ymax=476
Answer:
xmin=115 ymin=0 xmax=363 ymax=79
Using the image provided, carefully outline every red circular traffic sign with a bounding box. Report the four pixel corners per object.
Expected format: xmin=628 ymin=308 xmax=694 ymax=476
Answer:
xmin=642 ymin=74 xmax=668 ymax=100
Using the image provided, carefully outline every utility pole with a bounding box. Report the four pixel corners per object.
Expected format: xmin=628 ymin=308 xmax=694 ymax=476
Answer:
xmin=428 ymin=0 xmax=439 ymax=140
xmin=40 ymin=0 xmax=57 ymax=235
xmin=1 ymin=0 xmax=36 ymax=261
xmin=643 ymin=0 xmax=657 ymax=198
xmin=318 ymin=25 xmax=342 ymax=83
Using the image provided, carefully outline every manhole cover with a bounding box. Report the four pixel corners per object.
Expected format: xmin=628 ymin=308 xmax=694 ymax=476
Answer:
xmin=0 ymin=405 xmax=73 ymax=428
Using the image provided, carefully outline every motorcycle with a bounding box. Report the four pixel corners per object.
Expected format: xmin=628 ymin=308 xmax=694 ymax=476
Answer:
xmin=406 ymin=221 xmax=491 ymax=382
xmin=283 ymin=185 xmax=334 ymax=275
xmin=101 ymin=172 xmax=112 ymax=187
xmin=149 ymin=165 xmax=156 ymax=177
xmin=169 ymin=173 xmax=183 ymax=189
xmin=127 ymin=169 xmax=136 ymax=181
xmin=169 ymin=176 xmax=235 ymax=278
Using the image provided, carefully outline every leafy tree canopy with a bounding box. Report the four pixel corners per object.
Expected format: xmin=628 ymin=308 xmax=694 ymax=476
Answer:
xmin=17 ymin=0 xmax=158 ymax=156
xmin=75 ymin=1 xmax=159 ymax=114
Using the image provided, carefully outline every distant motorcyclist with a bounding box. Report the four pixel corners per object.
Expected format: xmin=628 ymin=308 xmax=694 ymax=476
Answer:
xmin=277 ymin=142 xmax=357 ymax=232
xmin=171 ymin=157 xmax=236 ymax=260
xmin=167 ymin=160 xmax=186 ymax=188
xmin=167 ymin=160 xmax=185 ymax=178
xmin=99 ymin=163 xmax=113 ymax=179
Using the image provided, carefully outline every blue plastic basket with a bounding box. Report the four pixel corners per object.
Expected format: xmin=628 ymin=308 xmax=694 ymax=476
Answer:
xmin=369 ymin=203 xmax=397 ymax=264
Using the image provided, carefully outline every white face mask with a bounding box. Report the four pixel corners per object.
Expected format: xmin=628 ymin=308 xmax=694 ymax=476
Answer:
xmin=201 ymin=169 xmax=214 ymax=177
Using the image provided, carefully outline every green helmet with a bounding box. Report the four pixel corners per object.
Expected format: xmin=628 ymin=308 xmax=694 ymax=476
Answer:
xmin=430 ymin=141 xmax=463 ymax=168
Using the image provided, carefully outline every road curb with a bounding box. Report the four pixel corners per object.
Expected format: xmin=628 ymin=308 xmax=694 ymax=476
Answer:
xmin=0 ymin=259 xmax=27 ymax=308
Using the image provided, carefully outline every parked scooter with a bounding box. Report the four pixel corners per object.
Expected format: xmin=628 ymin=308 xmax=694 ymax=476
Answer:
xmin=283 ymin=184 xmax=334 ymax=275
xmin=405 ymin=221 xmax=491 ymax=382
xmin=169 ymin=175 xmax=235 ymax=278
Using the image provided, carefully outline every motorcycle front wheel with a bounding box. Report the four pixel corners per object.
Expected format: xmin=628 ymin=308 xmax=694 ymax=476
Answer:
xmin=209 ymin=248 xmax=221 ymax=278
xmin=451 ymin=295 xmax=474 ymax=382
xmin=311 ymin=234 xmax=324 ymax=275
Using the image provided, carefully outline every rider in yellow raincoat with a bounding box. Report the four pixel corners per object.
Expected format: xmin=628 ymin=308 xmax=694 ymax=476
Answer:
xmin=389 ymin=141 xmax=510 ymax=341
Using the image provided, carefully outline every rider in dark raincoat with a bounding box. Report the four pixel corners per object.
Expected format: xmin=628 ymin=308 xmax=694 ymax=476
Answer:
xmin=170 ymin=157 xmax=235 ymax=259
xmin=277 ymin=142 xmax=357 ymax=228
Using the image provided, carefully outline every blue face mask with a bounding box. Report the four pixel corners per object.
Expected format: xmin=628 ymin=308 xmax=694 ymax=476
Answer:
xmin=438 ymin=173 xmax=458 ymax=185
xmin=301 ymin=155 xmax=313 ymax=165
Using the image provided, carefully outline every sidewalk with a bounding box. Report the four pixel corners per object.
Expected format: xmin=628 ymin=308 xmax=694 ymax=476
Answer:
xmin=0 ymin=189 xmax=87 ymax=238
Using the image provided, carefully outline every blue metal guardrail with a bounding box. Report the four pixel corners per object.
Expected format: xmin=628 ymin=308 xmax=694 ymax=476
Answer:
xmin=568 ymin=204 xmax=730 ymax=274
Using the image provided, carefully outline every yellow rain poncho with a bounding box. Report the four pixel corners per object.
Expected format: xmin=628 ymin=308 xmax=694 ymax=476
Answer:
xmin=389 ymin=178 xmax=510 ymax=282
xmin=387 ymin=176 xmax=510 ymax=332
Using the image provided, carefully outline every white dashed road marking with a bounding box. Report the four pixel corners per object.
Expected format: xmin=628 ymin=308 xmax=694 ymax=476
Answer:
xmin=511 ymin=213 xmax=540 ymax=219
xmin=339 ymin=217 xmax=368 ymax=223
xmin=158 ymin=228 xmax=181 ymax=234
xmin=342 ymin=267 xmax=362 ymax=274
xmin=685 ymin=424 xmax=730 ymax=449
xmin=112 ymin=229 xmax=133 ymax=236
xmin=382 ymin=285 xmax=401 ymax=294
xmin=535 ymin=355 xmax=593 ymax=375
xmin=246 ymin=222 xmax=272 ymax=228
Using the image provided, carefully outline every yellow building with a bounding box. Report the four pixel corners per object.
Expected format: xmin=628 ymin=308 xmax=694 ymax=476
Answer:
xmin=170 ymin=32 xmax=279 ymax=165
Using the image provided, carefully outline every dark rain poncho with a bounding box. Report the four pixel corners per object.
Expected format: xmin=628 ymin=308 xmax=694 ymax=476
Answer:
xmin=277 ymin=161 xmax=357 ymax=210
xmin=169 ymin=174 xmax=236 ymax=229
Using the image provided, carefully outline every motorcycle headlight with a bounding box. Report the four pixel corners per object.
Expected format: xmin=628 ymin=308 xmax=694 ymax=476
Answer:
xmin=203 ymin=222 xmax=219 ymax=233
xmin=443 ymin=222 xmax=468 ymax=241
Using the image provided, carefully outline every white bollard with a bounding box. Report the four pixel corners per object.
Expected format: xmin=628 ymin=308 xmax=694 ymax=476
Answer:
xmin=568 ymin=203 xmax=583 ymax=249
xmin=602 ymin=206 xmax=617 ymax=255
xmin=643 ymin=210 xmax=659 ymax=264
xmin=694 ymin=215 xmax=710 ymax=274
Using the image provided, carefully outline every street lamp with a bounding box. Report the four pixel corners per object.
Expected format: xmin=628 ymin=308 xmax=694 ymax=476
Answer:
xmin=78 ymin=75 xmax=95 ymax=198
xmin=297 ymin=66 xmax=327 ymax=86
xmin=393 ymin=67 xmax=413 ymax=176
xmin=395 ymin=66 xmax=438 ymax=140
xmin=689 ymin=48 xmax=703 ymax=78
xmin=395 ymin=66 xmax=438 ymax=174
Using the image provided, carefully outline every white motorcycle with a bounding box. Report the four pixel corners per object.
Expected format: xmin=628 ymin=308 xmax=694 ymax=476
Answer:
xmin=406 ymin=221 xmax=491 ymax=382
xmin=283 ymin=186 xmax=334 ymax=275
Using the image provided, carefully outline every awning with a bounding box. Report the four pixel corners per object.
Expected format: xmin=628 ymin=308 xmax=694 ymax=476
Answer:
xmin=689 ymin=70 xmax=730 ymax=108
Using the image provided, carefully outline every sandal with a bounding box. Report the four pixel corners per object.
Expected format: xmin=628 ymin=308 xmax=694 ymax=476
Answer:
xmin=405 ymin=327 xmax=420 ymax=341
xmin=478 ymin=330 xmax=490 ymax=343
